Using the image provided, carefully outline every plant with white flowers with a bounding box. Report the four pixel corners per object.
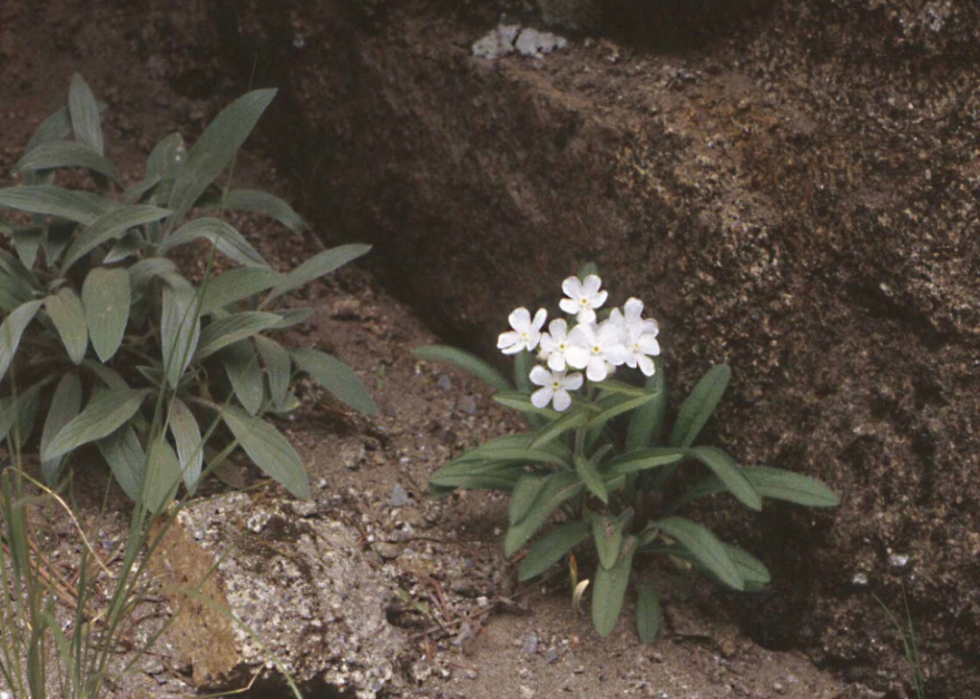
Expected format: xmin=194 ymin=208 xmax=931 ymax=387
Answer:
xmin=415 ymin=269 xmax=839 ymax=642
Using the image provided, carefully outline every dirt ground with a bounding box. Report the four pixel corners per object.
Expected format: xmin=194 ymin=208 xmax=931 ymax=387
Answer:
xmin=1 ymin=0 xmax=977 ymax=697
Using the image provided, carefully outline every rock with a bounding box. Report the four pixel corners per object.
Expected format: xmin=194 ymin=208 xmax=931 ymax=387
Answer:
xmin=389 ymin=483 xmax=412 ymax=507
xmin=150 ymin=494 xmax=404 ymax=697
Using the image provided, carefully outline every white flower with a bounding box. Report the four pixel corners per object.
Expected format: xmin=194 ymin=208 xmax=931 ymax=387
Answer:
xmin=566 ymin=320 xmax=628 ymax=382
xmin=538 ymin=319 xmax=576 ymax=371
xmin=559 ymin=275 xmax=608 ymax=325
xmin=609 ymin=298 xmax=660 ymax=376
xmin=497 ymin=307 xmax=547 ymax=355
xmin=529 ymin=366 xmax=583 ymax=412
xmin=609 ymin=297 xmax=659 ymax=340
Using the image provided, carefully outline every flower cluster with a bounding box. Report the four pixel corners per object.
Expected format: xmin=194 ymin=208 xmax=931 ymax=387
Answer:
xmin=497 ymin=275 xmax=661 ymax=411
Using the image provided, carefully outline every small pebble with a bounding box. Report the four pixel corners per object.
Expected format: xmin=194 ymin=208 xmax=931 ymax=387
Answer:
xmin=390 ymin=484 xmax=411 ymax=508
xmin=544 ymin=646 xmax=560 ymax=664
xmin=437 ymin=374 xmax=453 ymax=391
xmin=523 ymin=634 xmax=539 ymax=655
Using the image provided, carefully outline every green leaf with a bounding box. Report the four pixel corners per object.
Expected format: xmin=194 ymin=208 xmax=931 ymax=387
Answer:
xmin=221 ymin=404 xmax=310 ymax=500
xmin=143 ymin=433 xmax=183 ymax=513
xmin=199 ymin=267 xmax=283 ymax=315
xmin=128 ymin=257 xmax=175 ymax=290
xmin=0 ymin=383 xmax=43 ymax=446
xmin=43 ymin=387 xmax=144 ymax=461
xmin=25 ymin=107 xmax=73 ymax=155
xmin=290 ymin=348 xmax=378 ymax=415
xmin=504 ymin=472 xmax=582 ymax=556
xmin=167 ymin=89 xmax=277 ymax=223
xmin=428 ymin=460 xmax=528 ymax=491
xmin=585 ymin=392 xmax=658 ymax=432
xmin=40 ymin=373 xmax=82 ymax=484
xmin=518 ymin=520 xmax=591 ymax=581
xmin=269 ymin=307 xmax=314 ymax=329
xmin=492 ymin=391 xmax=558 ymax=417
xmin=69 ymin=73 xmax=104 ymax=155
xmin=413 ymin=345 xmax=512 ymax=392
xmin=45 ymin=287 xmax=89 ymax=364
xmin=669 ymin=364 xmax=730 ymax=448
xmin=195 ymin=311 xmax=280 ymax=360
xmin=514 ymin=351 xmax=534 ymax=394
xmin=0 ymin=185 xmax=109 ymax=225
xmin=744 ymin=466 xmax=840 ymax=507
xmin=627 ymin=360 xmax=667 ymax=451
xmin=592 ymin=509 xmax=632 ymax=570
xmin=12 ymin=226 xmax=42 ymax=268
xmin=636 ymin=581 xmax=662 ymax=643
xmin=596 ymin=380 xmax=649 ymax=397
xmin=81 ymin=359 xmax=128 ymax=390
xmin=62 ymin=204 xmax=172 ymax=270
xmin=575 ymin=453 xmax=608 ymax=503
xmin=653 ymin=516 xmax=743 ymax=590
xmin=510 ymin=474 xmax=549 ymax=525
xmin=160 ymin=280 xmax=201 ymax=388
xmin=254 ymin=335 xmax=292 ymax=409
xmin=146 ymin=133 xmax=184 ymax=182
xmin=0 ymin=300 xmax=43 ymax=382
xmin=530 ymin=408 xmax=587 ymax=449
xmin=265 ymin=243 xmax=371 ymax=303
xmin=607 ymin=448 xmax=685 ymax=475
xmin=220 ymin=340 xmax=265 ymax=415
xmin=690 ymin=446 xmax=762 ymax=511
xmin=169 ymin=397 xmax=203 ymax=490
xmin=592 ymin=535 xmax=637 ymax=638
xmin=723 ymin=543 xmax=771 ymax=591
xmin=209 ymin=189 xmax=303 ymax=233
xmin=82 ymin=267 xmax=131 ymax=362
xmin=122 ymin=176 xmax=162 ymax=205
xmin=14 ymin=142 xmax=120 ymax=183
xmin=160 ymin=217 xmax=268 ymax=268
xmin=96 ymin=423 xmax=145 ymax=502
xmin=104 ymin=231 xmax=144 ymax=264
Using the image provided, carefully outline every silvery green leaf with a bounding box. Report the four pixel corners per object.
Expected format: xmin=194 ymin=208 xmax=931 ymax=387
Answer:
xmin=81 ymin=359 xmax=128 ymax=390
xmin=0 ymin=247 xmax=40 ymax=290
xmin=669 ymin=364 xmax=730 ymax=448
xmin=201 ymin=189 xmax=303 ymax=233
xmin=221 ymin=404 xmax=310 ymax=500
xmin=690 ymin=446 xmax=762 ymax=511
xmin=14 ymin=142 xmax=120 ymax=183
xmin=0 ymin=383 xmax=43 ymax=446
xmin=122 ymin=176 xmax=162 ymax=204
xmin=290 ymin=347 xmax=378 ymax=415
xmin=575 ymin=453 xmax=608 ymax=504
xmin=43 ymin=387 xmax=144 ymax=461
xmin=0 ymin=300 xmax=43 ymax=382
xmin=509 ymin=474 xmax=548 ymax=526
xmin=167 ymin=89 xmax=277 ymax=224
xmin=585 ymin=392 xmax=657 ymax=432
xmin=160 ymin=217 xmax=268 ymax=268
xmin=195 ymin=311 xmax=280 ymax=361
xmin=44 ymin=287 xmax=88 ymax=364
xmin=160 ymin=280 xmax=201 ymax=388
xmin=82 ymin=267 xmax=131 ymax=362
xmin=146 ymin=133 xmax=184 ymax=181
xmin=129 ymin=257 xmax=176 ymax=290
xmin=43 ymin=219 xmax=74 ymax=265
xmin=168 ymin=397 xmax=203 ymax=490
xmin=62 ymin=204 xmax=171 ymax=270
xmin=25 ymin=107 xmax=73 ymax=154
xmin=592 ymin=535 xmax=637 ymax=638
xmin=607 ymin=448 xmax=685 ymax=475
xmin=96 ymin=423 xmax=144 ymax=502
xmin=653 ymin=516 xmax=743 ymax=591
xmin=492 ymin=391 xmax=559 ymax=418
xmin=517 ymin=521 xmax=590 ymax=581
xmin=413 ymin=345 xmax=512 ymax=392
xmin=103 ymin=230 xmax=144 ymax=264
xmin=0 ymin=185 xmax=107 ymax=225
xmin=504 ymin=472 xmax=582 ymax=557
xmin=199 ymin=267 xmax=283 ymax=315
xmin=428 ymin=460 xmax=527 ymax=491
xmin=627 ymin=361 xmax=667 ymax=450
xmin=143 ymin=433 xmax=183 ymax=513
xmin=68 ymin=73 xmax=104 ymax=155
xmin=221 ymin=340 xmax=265 ymax=415
xmin=723 ymin=543 xmax=771 ymax=591
xmin=41 ymin=373 xmax=83 ymax=484
xmin=530 ymin=408 xmax=587 ymax=450
xmin=592 ymin=510 xmax=632 ymax=570
xmin=254 ymin=335 xmax=291 ymax=408
xmin=12 ymin=227 xmax=42 ymax=268
xmin=265 ymin=244 xmax=370 ymax=303
xmin=269 ymin=307 xmax=314 ymax=329
xmin=636 ymin=581 xmax=662 ymax=643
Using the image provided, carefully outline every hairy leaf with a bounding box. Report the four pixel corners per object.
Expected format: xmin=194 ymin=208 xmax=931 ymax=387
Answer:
xmin=504 ymin=472 xmax=582 ymax=556
xmin=669 ymin=364 xmax=730 ymax=448
xmin=254 ymin=335 xmax=291 ymax=409
xmin=196 ymin=311 xmax=280 ymax=360
xmin=291 ymin=347 xmax=378 ymax=415
xmin=204 ymin=188 xmax=303 ymax=232
xmin=160 ymin=280 xmax=201 ymax=388
xmin=607 ymin=448 xmax=685 ymax=475
xmin=575 ymin=453 xmax=608 ymax=504
xmin=690 ymin=446 xmax=762 ymax=511
xmin=222 ymin=404 xmax=310 ymax=500
xmin=518 ymin=520 xmax=591 ymax=581
xmin=265 ymin=244 xmax=371 ymax=303
xmin=627 ymin=360 xmax=667 ymax=450
xmin=15 ymin=142 xmax=120 ymax=183
xmin=160 ymin=217 xmax=268 ymax=268
xmin=44 ymin=287 xmax=88 ymax=364
xmin=82 ymin=267 xmax=131 ymax=362
xmin=592 ymin=535 xmax=637 ymax=638
xmin=636 ymin=581 xmax=662 ymax=643
xmin=96 ymin=423 xmax=144 ymax=502
xmin=0 ymin=185 xmax=108 ymax=225
xmin=653 ymin=516 xmax=743 ymax=590
xmin=40 ymin=373 xmax=83 ymax=485
xmin=169 ymin=397 xmax=204 ymax=490
xmin=43 ymin=388 xmax=143 ymax=461
xmin=220 ymin=340 xmax=265 ymax=415
xmin=413 ymin=344 xmax=512 ymax=392
xmin=143 ymin=433 xmax=183 ymax=513
xmin=200 ymin=267 xmax=283 ymax=315
xmin=0 ymin=300 xmax=43 ymax=382
xmin=69 ymin=73 xmax=104 ymax=155
xmin=62 ymin=204 xmax=171 ymax=270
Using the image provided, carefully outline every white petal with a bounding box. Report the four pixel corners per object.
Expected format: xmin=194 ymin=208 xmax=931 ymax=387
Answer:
xmin=561 ymin=276 xmax=583 ymax=298
xmin=591 ymin=289 xmax=608 ymax=308
xmin=568 ymin=324 xmax=594 ymax=346
xmin=624 ymin=353 xmax=638 ymax=369
xmin=638 ymin=335 xmax=661 ymax=356
xmin=532 ymin=308 xmax=548 ymax=331
xmin=559 ymin=298 xmax=580 ymax=315
xmin=624 ymin=297 xmax=644 ymax=320
xmin=562 ymin=372 xmax=584 ymax=391
xmin=608 ymin=308 xmax=625 ymax=326
xmin=576 ymin=308 xmax=597 ymax=325
xmin=525 ymin=329 xmax=542 ymax=351
xmin=548 ymin=318 xmax=568 ymax=340
xmin=603 ymin=344 xmax=629 ymax=366
xmin=638 ymin=355 xmax=655 ymax=376
xmin=531 ymin=387 xmax=554 ymax=409
xmin=582 ymin=274 xmax=602 ymax=296
xmin=529 ymin=365 xmax=552 ymax=387
xmin=498 ymin=330 xmax=520 ymax=350
xmin=539 ymin=332 xmax=556 ymax=354
xmin=508 ymin=307 xmax=531 ymax=331
xmin=564 ymin=346 xmax=590 ymax=369
xmin=547 ymin=352 xmax=567 ymax=371
xmin=597 ymin=321 xmax=623 ymax=345
xmin=586 ymin=357 xmax=608 ymax=382
xmin=642 ymin=319 xmax=659 ymax=336
xmin=552 ymin=390 xmax=572 ymax=412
